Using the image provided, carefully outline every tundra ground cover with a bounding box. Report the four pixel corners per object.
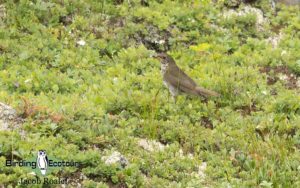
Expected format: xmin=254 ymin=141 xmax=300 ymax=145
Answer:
xmin=0 ymin=0 xmax=299 ymax=187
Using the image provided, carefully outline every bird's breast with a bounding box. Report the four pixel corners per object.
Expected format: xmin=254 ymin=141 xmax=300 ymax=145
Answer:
xmin=160 ymin=63 xmax=168 ymax=74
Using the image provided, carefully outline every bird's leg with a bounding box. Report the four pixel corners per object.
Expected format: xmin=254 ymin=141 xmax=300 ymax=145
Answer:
xmin=183 ymin=95 xmax=188 ymax=105
xmin=167 ymin=91 xmax=172 ymax=114
xmin=171 ymin=94 xmax=177 ymax=104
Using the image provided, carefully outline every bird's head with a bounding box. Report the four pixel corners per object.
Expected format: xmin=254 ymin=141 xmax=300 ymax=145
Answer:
xmin=154 ymin=53 xmax=173 ymax=65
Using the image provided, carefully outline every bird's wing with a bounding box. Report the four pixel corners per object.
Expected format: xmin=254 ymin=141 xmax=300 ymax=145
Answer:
xmin=168 ymin=64 xmax=198 ymax=86
xmin=165 ymin=73 xmax=220 ymax=97
xmin=164 ymin=73 xmax=199 ymax=95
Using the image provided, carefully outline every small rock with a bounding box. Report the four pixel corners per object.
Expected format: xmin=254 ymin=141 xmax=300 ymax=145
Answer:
xmin=278 ymin=74 xmax=288 ymax=81
xmin=178 ymin=149 xmax=184 ymax=157
xmin=0 ymin=102 xmax=23 ymax=131
xmin=223 ymin=5 xmax=267 ymax=31
xmin=0 ymin=102 xmax=18 ymax=121
xmin=76 ymin=39 xmax=86 ymax=46
xmin=102 ymin=151 xmax=128 ymax=167
xmin=210 ymin=24 xmax=229 ymax=34
xmin=157 ymin=40 xmax=165 ymax=44
xmin=112 ymin=77 xmax=118 ymax=84
xmin=198 ymin=162 xmax=207 ymax=179
xmin=176 ymin=149 xmax=195 ymax=159
xmin=79 ymin=173 xmax=87 ymax=180
xmin=0 ymin=4 xmax=6 ymax=20
xmin=266 ymin=32 xmax=283 ymax=48
xmin=187 ymin=153 xmax=194 ymax=159
xmin=138 ymin=139 xmax=166 ymax=152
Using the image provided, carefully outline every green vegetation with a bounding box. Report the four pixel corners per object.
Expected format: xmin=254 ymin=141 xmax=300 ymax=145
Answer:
xmin=0 ymin=0 xmax=299 ymax=187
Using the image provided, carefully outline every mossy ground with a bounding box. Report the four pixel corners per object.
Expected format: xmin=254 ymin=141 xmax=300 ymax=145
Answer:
xmin=0 ymin=0 xmax=299 ymax=187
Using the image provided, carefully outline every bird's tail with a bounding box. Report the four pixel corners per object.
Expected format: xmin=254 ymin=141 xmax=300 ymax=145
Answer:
xmin=195 ymin=86 xmax=220 ymax=98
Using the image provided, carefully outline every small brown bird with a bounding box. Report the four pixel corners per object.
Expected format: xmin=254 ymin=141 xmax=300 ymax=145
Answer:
xmin=155 ymin=53 xmax=220 ymax=99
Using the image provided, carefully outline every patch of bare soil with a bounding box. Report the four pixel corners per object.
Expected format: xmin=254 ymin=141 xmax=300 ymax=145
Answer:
xmin=259 ymin=65 xmax=299 ymax=89
xmin=200 ymin=117 xmax=214 ymax=129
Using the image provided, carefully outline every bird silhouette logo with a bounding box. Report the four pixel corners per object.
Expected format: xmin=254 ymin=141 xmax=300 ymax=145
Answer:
xmin=37 ymin=150 xmax=48 ymax=175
